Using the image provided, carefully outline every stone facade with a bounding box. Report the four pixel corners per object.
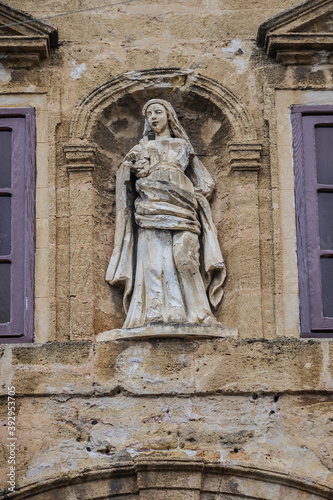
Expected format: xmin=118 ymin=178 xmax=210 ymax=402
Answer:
xmin=0 ymin=0 xmax=333 ymax=498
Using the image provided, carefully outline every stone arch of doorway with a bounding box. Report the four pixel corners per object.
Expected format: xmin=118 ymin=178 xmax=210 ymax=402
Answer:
xmin=62 ymin=68 xmax=263 ymax=339
xmin=4 ymin=459 xmax=333 ymax=499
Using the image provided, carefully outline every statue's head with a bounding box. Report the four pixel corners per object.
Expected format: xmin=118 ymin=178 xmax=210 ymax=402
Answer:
xmin=144 ymin=102 xmax=169 ymax=136
xmin=142 ymin=99 xmax=190 ymax=142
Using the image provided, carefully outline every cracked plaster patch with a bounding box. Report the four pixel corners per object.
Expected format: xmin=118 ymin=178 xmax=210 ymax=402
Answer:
xmin=221 ymin=39 xmax=251 ymax=74
xmin=71 ymin=59 xmax=87 ymax=80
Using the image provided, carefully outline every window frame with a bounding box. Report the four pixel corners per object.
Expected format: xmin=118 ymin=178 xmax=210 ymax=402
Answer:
xmin=292 ymin=105 xmax=333 ymax=338
xmin=0 ymin=108 xmax=36 ymax=343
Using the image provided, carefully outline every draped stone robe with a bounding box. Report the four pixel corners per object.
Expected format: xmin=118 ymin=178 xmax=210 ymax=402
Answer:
xmin=106 ymin=136 xmax=226 ymax=328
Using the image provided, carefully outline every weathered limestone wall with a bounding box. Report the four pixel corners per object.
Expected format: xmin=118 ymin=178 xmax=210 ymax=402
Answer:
xmin=1 ymin=338 xmax=333 ymax=498
xmin=1 ymin=0 xmax=333 ymax=498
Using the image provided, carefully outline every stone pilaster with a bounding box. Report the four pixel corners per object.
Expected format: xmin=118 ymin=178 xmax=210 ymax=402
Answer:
xmin=228 ymin=142 xmax=263 ymax=337
xmin=64 ymin=143 xmax=96 ymax=339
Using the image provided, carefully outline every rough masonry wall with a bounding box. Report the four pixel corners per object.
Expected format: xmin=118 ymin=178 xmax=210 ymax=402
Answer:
xmin=1 ymin=338 xmax=333 ymax=498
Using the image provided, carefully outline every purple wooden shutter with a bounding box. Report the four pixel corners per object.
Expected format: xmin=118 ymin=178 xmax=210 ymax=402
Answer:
xmin=292 ymin=106 xmax=333 ymax=338
xmin=0 ymin=109 xmax=35 ymax=343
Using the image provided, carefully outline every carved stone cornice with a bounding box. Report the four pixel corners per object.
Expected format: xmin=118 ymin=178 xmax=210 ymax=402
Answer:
xmin=257 ymin=0 xmax=333 ymax=65
xmin=0 ymin=1 xmax=58 ymax=67
xmin=228 ymin=142 xmax=262 ymax=173
xmin=63 ymin=143 xmax=96 ymax=173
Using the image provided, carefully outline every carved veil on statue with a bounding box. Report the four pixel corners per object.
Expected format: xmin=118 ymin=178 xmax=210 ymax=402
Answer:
xmin=105 ymin=99 xmax=230 ymax=335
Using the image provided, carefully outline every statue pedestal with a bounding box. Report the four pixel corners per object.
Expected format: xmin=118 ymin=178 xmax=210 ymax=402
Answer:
xmin=96 ymin=322 xmax=238 ymax=341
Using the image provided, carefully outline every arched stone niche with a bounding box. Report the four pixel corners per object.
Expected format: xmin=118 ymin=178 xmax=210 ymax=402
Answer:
xmin=6 ymin=459 xmax=332 ymax=499
xmin=69 ymin=69 xmax=257 ymax=144
xmin=64 ymin=69 xmax=263 ymax=338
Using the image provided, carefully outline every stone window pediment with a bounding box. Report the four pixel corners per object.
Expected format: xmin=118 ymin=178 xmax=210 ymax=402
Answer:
xmin=0 ymin=1 xmax=58 ymax=68
xmin=257 ymin=0 xmax=333 ymax=65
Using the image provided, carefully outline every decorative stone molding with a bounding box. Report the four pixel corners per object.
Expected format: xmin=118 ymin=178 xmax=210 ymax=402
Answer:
xmin=0 ymin=1 xmax=58 ymax=68
xmin=257 ymin=0 xmax=333 ymax=65
xmin=228 ymin=142 xmax=262 ymax=173
xmin=8 ymin=458 xmax=333 ymax=499
xmin=64 ymin=143 xmax=96 ymax=172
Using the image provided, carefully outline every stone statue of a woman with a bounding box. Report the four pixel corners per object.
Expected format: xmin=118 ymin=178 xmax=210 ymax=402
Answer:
xmin=106 ymin=99 xmax=226 ymax=329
